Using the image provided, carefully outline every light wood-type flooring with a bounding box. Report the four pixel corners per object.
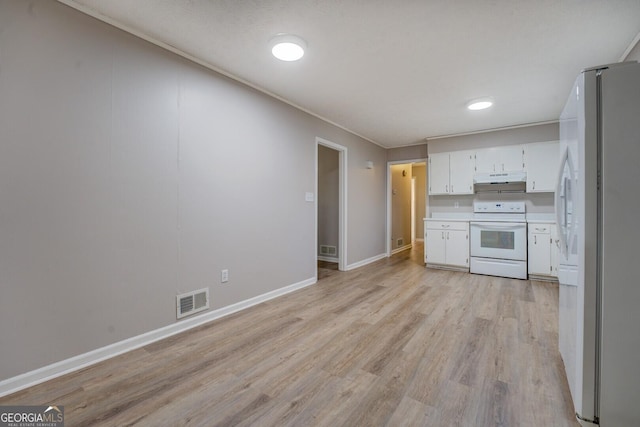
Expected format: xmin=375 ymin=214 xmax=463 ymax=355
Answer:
xmin=0 ymin=244 xmax=579 ymax=426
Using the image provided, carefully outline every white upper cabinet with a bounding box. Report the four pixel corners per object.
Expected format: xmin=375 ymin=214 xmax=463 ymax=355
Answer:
xmin=428 ymin=151 xmax=474 ymax=195
xmin=475 ymin=145 xmax=524 ymax=173
xmin=524 ymin=141 xmax=560 ymax=192
xmin=428 ymin=152 xmax=450 ymax=195
xmin=449 ymin=151 xmax=474 ymax=194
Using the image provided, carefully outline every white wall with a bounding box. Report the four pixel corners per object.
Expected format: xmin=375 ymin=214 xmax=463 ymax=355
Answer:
xmin=427 ymin=122 xmax=559 ymax=154
xmin=0 ymin=0 xmax=386 ymax=382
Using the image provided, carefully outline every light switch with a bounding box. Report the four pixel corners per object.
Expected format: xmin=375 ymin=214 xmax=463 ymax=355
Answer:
xmin=305 ymin=192 xmax=314 ymax=202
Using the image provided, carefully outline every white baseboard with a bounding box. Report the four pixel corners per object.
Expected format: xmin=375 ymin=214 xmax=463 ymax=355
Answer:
xmin=391 ymin=243 xmax=413 ymax=255
xmin=0 ymin=276 xmax=316 ymax=398
xmin=317 ymin=256 xmax=339 ymax=263
xmin=345 ymin=253 xmax=387 ymax=271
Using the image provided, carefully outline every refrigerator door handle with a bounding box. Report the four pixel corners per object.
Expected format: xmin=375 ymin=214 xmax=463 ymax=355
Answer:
xmin=555 ymin=146 xmax=574 ymax=259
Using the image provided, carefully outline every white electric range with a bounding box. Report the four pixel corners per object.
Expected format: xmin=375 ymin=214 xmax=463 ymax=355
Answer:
xmin=469 ymin=201 xmax=527 ymax=279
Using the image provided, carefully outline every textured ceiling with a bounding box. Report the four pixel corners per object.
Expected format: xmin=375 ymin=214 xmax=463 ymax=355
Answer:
xmin=61 ymin=0 xmax=640 ymax=148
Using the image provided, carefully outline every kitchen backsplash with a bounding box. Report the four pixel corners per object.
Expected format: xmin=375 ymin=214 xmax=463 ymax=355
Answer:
xmin=428 ymin=192 xmax=554 ymax=217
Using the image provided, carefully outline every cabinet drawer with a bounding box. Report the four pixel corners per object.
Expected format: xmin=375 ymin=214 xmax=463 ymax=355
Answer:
xmin=425 ymin=221 xmax=468 ymax=231
xmin=529 ymin=224 xmax=551 ymax=234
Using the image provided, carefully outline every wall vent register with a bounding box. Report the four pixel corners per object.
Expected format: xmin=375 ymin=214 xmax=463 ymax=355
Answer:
xmin=320 ymin=245 xmax=337 ymax=256
xmin=177 ymin=288 xmax=209 ymax=319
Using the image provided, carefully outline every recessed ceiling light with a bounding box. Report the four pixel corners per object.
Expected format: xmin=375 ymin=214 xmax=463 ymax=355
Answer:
xmin=270 ymin=34 xmax=306 ymax=61
xmin=467 ymin=98 xmax=494 ymax=110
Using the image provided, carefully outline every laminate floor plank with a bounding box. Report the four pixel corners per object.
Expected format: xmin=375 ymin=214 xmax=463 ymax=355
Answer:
xmin=0 ymin=244 xmax=579 ymax=426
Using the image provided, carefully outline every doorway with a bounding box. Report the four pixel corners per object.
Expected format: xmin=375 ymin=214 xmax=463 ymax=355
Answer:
xmin=386 ymin=160 xmax=427 ymax=256
xmin=316 ymin=137 xmax=347 ymax=275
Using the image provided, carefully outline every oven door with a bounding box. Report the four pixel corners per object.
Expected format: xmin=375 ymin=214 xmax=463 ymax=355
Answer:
xmin=470 ymin=221 xmax=527 ymax=261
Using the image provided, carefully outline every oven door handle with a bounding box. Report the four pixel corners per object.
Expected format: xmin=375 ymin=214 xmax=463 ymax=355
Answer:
xmin=471 ymin=223 xmax=526 ymax=231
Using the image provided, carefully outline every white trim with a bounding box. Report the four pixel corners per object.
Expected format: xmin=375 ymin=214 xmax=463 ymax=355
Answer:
xmin=426 ymin=263 xmax=469 ymax=273
xmin=391 ymin=243 xmax=413 ymax=255
xmin=411 ymin=176 xmax=416 ymax=242
xmin=55 ymin=0 xmax=386 ymax=149
xmin=386 ymin=158 xmax=427 ymax=257
xmin=316 ymin=137 xmax=348 ymax=271
xmin=345 ymin=253 xmax=386 ymax=271
xmin=317 ymin=255 xmax=339 ymax=263
xmin=620 ymin=30 xmax=640 ymax=62
xmin=0 ymin=276 xmax=316 ymax=398
xmin=425 ymin=120 xmax=558 ymax=141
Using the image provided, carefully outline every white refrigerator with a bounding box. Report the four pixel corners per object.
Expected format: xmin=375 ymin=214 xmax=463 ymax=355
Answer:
xmin=557 ymin=61 xmax=640 ymax=427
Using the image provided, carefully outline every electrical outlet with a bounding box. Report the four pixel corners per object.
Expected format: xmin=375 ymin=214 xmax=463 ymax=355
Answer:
xmin=221 ymin=269 xmax=229 ymax=283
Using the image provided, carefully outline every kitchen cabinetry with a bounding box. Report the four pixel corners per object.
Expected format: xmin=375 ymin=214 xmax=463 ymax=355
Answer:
xmin=425 ymin=220 xmax=469 ymax=270
xmin=428 ymin=151 xmax=474 ymax=195
xmin=524 ymin=141 xmax=560 ymax=192
xmin=528 ymin=222 xmax=559 ymax=279
xmin=475 ymin=145 xmax=524 ymax=174
xmin=428 ymin=152 xmax=450 ymax=195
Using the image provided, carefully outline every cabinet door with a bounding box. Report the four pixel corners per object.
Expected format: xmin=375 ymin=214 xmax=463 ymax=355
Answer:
xmin=428 ymin=153 xmax=450 ymax=195
xmin=446 ymin=229 xmax=469 ymax=267
xmin=425 ymin=229 xmax=447 ymax=264
xmin=449 ymin=150 xmax=474 ymax=194
xmin=525 ymin=141 xmax=560 ymax=192
xmin=474 ymin=148 xmax=498 ymax=173
xmin=528 ymin=231 xmax=552 ymax=275
xmin=499 ymin=145 xmax=524 ymax=172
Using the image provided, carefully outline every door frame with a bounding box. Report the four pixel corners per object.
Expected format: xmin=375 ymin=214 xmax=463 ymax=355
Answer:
xmin=316 ymin=137 xmax=347 ymax=271
xmin=386 ymin=158 xmax=427 ymax=257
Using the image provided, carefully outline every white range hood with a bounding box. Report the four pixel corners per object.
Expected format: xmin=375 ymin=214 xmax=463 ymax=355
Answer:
xmin=473 ymin=171 xmax=526 ymax=184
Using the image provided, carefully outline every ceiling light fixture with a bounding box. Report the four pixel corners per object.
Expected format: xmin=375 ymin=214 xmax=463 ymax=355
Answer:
xmin=467 ymin=98 xmax=494 ymax=111
xmin=270 ymin=34 xmax=306 ymax=61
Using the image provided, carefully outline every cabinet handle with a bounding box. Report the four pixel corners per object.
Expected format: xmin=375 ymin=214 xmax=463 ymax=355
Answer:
xmin=445 ymin=184 xmax=448 ymax=192
xmin=447 ymin=232 xmax=450 ymax=240
xmin=442 ymin=232 xmax=445 ymax=239
xmin=441 ymin=224 xmax=450 ymax=228
xmin=502 ymin=163 xmax=505 ymax=171
xmin=533 ymin=180 xmax=536 ymax=190
xmin=451 ymin=185 xmax=454 ymax=192
xmin=535 ymin=227 xmax=546 ymax=232
xmin=534 ymin=235 xmax=537 ymax=244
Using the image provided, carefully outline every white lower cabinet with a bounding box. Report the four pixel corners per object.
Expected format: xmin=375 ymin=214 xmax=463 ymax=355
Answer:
xmin=527 ymin=222 xmax=558 ymax=279
xmin=425 ymin=220 xmax=469 ymax=270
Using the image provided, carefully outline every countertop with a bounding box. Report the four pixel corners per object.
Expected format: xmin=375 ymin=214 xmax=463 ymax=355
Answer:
xmin=423 ymin=217 xmax=471 ymax=222
xmin=424 ymin=212 xmax=556 ymax=224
